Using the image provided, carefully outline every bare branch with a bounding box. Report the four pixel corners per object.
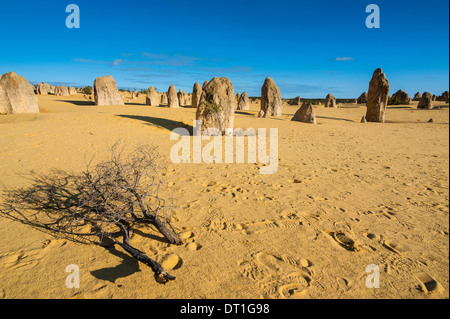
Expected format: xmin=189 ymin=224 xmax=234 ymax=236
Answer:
xmin=0 ymin=142 xmax=182 ymax=283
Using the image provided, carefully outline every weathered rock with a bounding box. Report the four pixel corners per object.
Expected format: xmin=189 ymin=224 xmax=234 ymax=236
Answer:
xmin=365 ymin=68 xmax=390 ymax=122
xmin=161 ymin=92 xmax=168 ymax=105
xmin=36 ymin=82 xmax=51 ymax=95
xmin=185 ymin=93 xmax=192 ymax=106
xmin=291 ymin=103 xmax=316 ymax=124
xmin=146 ymin=86 xmax=160 ymax=106
xmin=237 ymin=91 xmax=249 ymax=111
xmin=417 ymin=92 xmax=434 ymax=109
xmin=437 ymin=91 xmax=449 ymax=102
xmin=324 ymin=93 xmax=337 ymax=108
xmin=260 ymin=77 xmax=282 ymax=117
xmin=49 ymin=85 xmax=55 ymax=94
xmin=292 ymin=96 xmax=301 ymax=105
xmin=432 ymin=94 xmax=437 ymax=101
xmin=361 ymin=115 xmax=367 ymax=123
xmin=390 ymin=89 xmax=410 ymax=105
xmin=258 ymin=110 xmax=265 ymax=117
xmin=55 ymin=85 xmax=70 ymax=96
xmin=93 ymin=75 xmax=124 ymax=106
xmin=0 ymin=71 xmax=39 ymax=114
xmin=192 ymin=82 xmax=202 ymax=108
xmin=235 ymin=92 xmax=240 ymax=104
xmin=195 ymin=77 xmax=235 ymax=135
xmin=177 ymin=90 xmax=190 ymax=106
xmin=167 ymin=85 xmax=179 ymax=108
xmin=68 ymin=86 xmax=77 ymax=95
xmin=412 ymin=92 xmax=421 ymax=101
xmin=131 ymin=90 xmax=139 ymax=99
xmin=202 ymin=81 xmax=209 ymax=89
xmin=357 ymin=92 xmax=367 ymax=104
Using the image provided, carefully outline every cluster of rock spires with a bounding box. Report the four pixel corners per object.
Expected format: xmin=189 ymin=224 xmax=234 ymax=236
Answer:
xmin=36 ymin=82 xmax=78 ymax=97
xmin=1 ymin=70 xmax=448 ymax=126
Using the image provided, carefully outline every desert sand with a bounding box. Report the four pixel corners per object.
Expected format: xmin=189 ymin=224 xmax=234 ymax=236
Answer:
xmin=0 ymin=93 xmax=448 ymax=299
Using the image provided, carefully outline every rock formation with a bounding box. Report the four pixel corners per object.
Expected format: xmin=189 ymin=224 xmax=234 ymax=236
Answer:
xmin=177 ymin=90 xmax=186 ymax=106
xmin=237 ymin=91 xmax=249 ymax=111
xmin=55 ymin=85 xmax=70 ymax=96
xmin=192 ymin=82 xmax=202 ymax=108
xmin=167 ymin=85 xmax=179 ymax=108
xmin=146 ymin=86 xmax=160 ymax=106
xmin=390 ymin=89 xmax=410 ymax=104
xmin=417 ymin=92 xmax=434 ymax=109
xmin=437 ymin=91 xmax=449 ymax=102
xmin=260 ymin=77 xmax=282 ymax=117
xmin=292 ymin=96 xmax=301 ymax=105
xmin=68 ymin=86 xmax=77 ymax=95
xmin=412 ymin=92 xmax=421 ymax=101
xmin=0 ymin=71 xmax=39 ymax=114
xmin=93 ymin=75 xmax=124 ymax=106
xmin=160 ymin=92 xmax=168 ymax=105
xmin=324 ymin=93 xmax=337 ymax=108
xmin=196 ymin=77 xmax=235 ymax=135
xmin=36 ymin=82 xmax=51 ymax=95
xmin=365 ymin=68 xmax=390 ymax=122
xmin=291 ymin=103 xmax=316 ymax=124
xmin=357 ymin=92 xmax=367 ymax=104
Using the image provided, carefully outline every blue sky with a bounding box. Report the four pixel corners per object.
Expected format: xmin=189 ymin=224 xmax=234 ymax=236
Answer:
xmin=0 ymin=0 xmax=448 ymax=98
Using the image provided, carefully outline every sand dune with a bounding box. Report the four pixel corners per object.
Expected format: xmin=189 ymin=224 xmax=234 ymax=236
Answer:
xmin=0 ymin=93 xmax=448 ymax=299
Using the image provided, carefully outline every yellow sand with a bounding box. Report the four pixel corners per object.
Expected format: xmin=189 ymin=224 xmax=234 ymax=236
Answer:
xmin=0 ymin=93 xmax=448 ymax=299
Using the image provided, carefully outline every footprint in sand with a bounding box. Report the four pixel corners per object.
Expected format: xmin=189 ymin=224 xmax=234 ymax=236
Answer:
xmin=238 ymin=259 xmax=267 ymax=281
xmin=275 ymin=219 xmax=303 ymax=229
xmin=241 ymin=214 xmax=303 ymax=235
xmin=326 ymin=231 xmax=359 ymax=252
xmin=0 ymin=252 xmax=38 ymax=270
xmin=242 ymin=220 xmax=278 ymax=235
xmin=160 ymin=254 xmax=182 ymax=270
xmin=336 ymin=277 xmax=351 ymax=292
xmin=239 ymin=252 xmax=313 ymax=298
xmin=382 ymin=240 xmax=411 ymax=254
xmin=415 ymin=272 xmax=444 ymax=294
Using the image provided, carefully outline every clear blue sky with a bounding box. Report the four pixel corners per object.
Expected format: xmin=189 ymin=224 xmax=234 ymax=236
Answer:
xmin=0 ymin=0 xmax=448 ymax=98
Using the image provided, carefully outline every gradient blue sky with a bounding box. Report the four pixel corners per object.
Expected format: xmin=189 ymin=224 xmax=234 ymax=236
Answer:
xmin=0 ymin=0 xmax=448 ymax=98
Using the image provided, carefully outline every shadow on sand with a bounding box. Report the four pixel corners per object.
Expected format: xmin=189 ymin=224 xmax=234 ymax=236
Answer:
xmin=116 ymin=114 xmax=193 ymax=135
xmin=59 ymin=99 xmax=95 ymax=106
xmin=90 ymin=247 xmax=141 ymax=283
xmin=316 ymin=116 xmax=356 ymax=123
